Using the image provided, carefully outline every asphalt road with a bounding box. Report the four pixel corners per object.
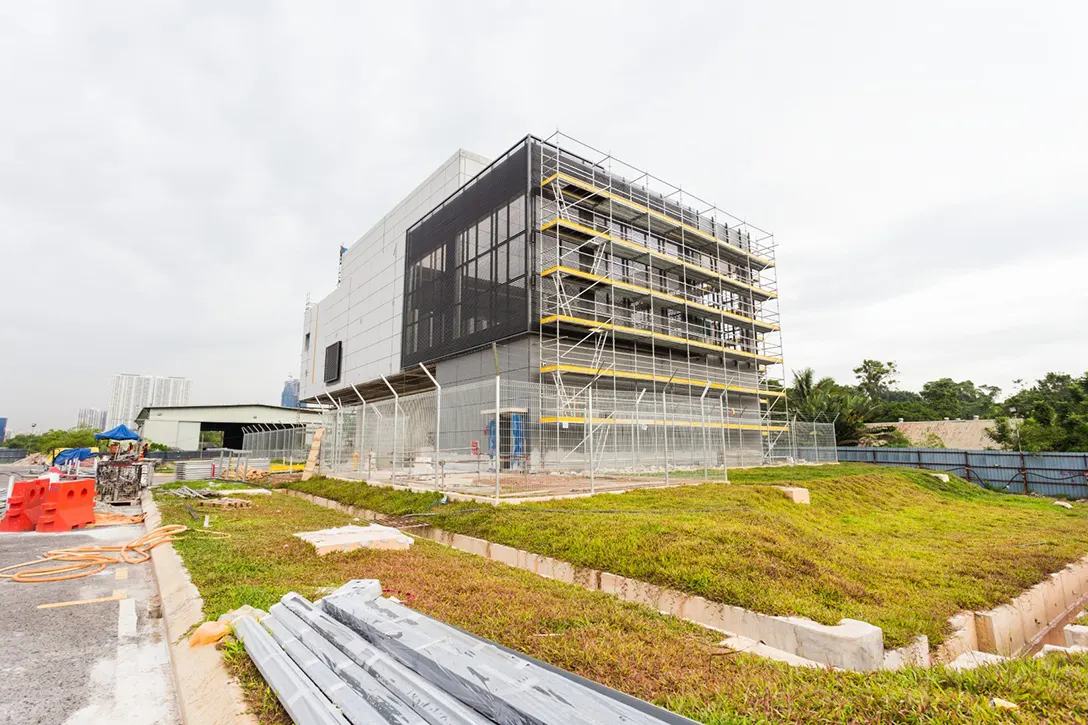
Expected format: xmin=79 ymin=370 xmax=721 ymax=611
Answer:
xmin=0 ymin=522 xmax=180 ymax=725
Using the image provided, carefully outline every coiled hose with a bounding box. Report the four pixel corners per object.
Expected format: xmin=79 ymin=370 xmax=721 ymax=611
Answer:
xmin=0 ymin=525 xmax=225 ymax=583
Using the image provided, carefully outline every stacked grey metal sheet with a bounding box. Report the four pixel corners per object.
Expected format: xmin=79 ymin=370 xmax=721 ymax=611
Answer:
xmin=233 ymin=579 xmax=695 ymax=725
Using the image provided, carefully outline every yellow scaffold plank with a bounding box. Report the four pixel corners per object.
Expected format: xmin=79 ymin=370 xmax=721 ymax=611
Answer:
xmin=539 ymin=415 xmax=789 ymax=432
xmin=539 ymin=313 xmax=783 ymax=365
xmin=541 ymin=172 xmax=775 ymax=269
xmin=539 ymin=363 xmax=787 ymax=398
xmin=541 ymin=265 xmax=780 ymax=332
xmin=539 ymin=218 xmax=777 ymax=301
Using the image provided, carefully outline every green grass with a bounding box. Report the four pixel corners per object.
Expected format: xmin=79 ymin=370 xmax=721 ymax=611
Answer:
xmin=158 ymin=492 xmax=1088 ymax=725
xmin=154 ymin=479 xmax=262 ymax=492
xmin=288 ymin=464 xmax=1088 ymax=648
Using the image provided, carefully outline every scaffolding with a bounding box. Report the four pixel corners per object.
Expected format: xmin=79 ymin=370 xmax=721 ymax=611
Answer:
xmin=534 ymin=133 xmax=788 ymax=464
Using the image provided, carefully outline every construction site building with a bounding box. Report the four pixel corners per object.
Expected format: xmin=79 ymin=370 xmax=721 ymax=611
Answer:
xmin=299 ymin=133 xmax=791 ymax=474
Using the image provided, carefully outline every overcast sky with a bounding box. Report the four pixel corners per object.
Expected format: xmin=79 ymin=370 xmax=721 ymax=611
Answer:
xmin=1 ymin=1 xmax=1085 ymax=431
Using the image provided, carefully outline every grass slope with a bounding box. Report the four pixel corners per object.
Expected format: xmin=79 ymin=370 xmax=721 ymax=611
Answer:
xmin=158 ymin=492 xmax=1088 ymax=725
xmin=288 ymin=464 xmax=1088 ymax=647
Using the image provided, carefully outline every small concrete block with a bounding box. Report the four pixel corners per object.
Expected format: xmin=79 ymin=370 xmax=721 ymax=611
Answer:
xmin=975 ymin=605 xmax=1025 ymax=656
xmin=1034 ymin=643 xmax=1088 ymax=658
xmin=1017 ymin=583 xmax=1052 ymax=640
xmin=450 ymin=533 xmax=490 ymax=558
xmin=1053 ymin=500 xmax=1073 ymax=509
xmin=656 ymin=588 xmax=687 ymax=617
xmin=883 ymin=635 xmax=930 ymax=670
xmin=628 ymin=580 xmax=665 ymax=610
xmin=946 ymin=650 xmax=1007 ymax=671
xmin=935 ymin=612 xmax=979 ymax=663
xmin=776 ymin=486 xmax=810 ymax=504
xmin=786 ymin=617 xmax=885 ymax=672
xmin=515 ymin=550 xmax=541 ymax=573
xmin=571 ymin=567 xmax=601 ymax=590
xmin=928 ymin=473 xmax=950 ymax=483
xmin=721 ymin=635 xmax=826 ymax=668
xmin=1065 ymin=624 xmax=1088 ymax=647
xmin=534 ymin=556 xmax=555 ymax=579
xmin=1061 ymin=565 xmax=1087 ymax=609
xmin=599 ymin=572 xmax=626 ymax=597
xmin=489 ymin=543 xmax=520 ymax=568
xmin=294 ymin=524 xmax=412 ymax=555
xmin=551 ymin=560 xmax=575 ymax=584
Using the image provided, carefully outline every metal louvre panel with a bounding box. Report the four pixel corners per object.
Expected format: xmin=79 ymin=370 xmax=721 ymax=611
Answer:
xmin=403 ymin=144 xmax=532 ymax=368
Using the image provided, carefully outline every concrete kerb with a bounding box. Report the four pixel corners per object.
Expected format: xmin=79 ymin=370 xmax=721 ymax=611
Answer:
xmin=143 ymin=491 xmax=257 ymax=725
xmin=285 ymin=488 xmax=885 ymax=671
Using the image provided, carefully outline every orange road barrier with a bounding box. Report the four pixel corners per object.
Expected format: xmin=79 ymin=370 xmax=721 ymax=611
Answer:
xmin=36 ymin=479 xmax=96 ymax=533
xmin=0 ymin=478 xmax=49 ymax=533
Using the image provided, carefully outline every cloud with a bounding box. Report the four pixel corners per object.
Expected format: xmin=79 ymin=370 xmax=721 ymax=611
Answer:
xmin=0 ymin=1 xmax=1085 ymax=430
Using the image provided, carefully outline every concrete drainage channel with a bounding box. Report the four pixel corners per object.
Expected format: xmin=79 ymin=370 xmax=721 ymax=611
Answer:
xmin=288 ymin=489 xmax=1088 ymax=672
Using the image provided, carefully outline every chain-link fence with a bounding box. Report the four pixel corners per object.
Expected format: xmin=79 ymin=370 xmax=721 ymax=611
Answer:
xmin=241 ymin=426 xmax=316 ymax=469
xmin=315 ymin=377 xmax=835 ymax=498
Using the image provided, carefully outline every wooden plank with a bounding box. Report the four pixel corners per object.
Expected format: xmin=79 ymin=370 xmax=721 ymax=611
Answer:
xmin=301 ymin=427 xmax=324 ymax=481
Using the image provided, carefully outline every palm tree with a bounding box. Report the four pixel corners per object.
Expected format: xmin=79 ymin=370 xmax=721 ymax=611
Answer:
xmin=788 ymin=368 xmax=874 ymax=446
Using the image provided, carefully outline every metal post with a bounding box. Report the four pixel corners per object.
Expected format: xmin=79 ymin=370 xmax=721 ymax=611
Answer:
xmin=418 ymin=364 xmax=442 ymax=487
xmin=699 ymin=382 xmax=711 ymax=480
xmin=494 ymin=374 xmax=501 ymax=502
xmin=634 ymin=388 xmax=645 ymax=469
xmin=350 ymin=383 xmax=367 ymax=481
xmin=587 ymin=385 xmax=594 ymax=494
xmin=1020 ymin=450 xmax=1029 ymax=494
xmin=718 ymin=389 xmax=729 ymax=483
xmin=323 ymin=388 xmax=342 ymax=475
xmin=380 ymin=375 xmax=399 ymax=485
xmin=662 ymin=373 xmax=675 ymax=485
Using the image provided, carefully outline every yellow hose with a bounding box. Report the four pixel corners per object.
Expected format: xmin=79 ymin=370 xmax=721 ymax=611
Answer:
xmin=0 ymin=525 xmax=226 ymax=583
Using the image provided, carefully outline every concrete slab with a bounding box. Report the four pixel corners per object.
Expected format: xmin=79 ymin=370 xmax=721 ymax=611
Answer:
xmin=720 ymin=635 xmax=828 ymax=668
xmin=1034 ymin=643 xmax=1088 ymax=658
xmin=975 ymin=604 xmax=1026 ymax=656
xmin=935 ymin=612 xmax=978 ymax=663
xmin=946 ymin=650 xmax=1007 ymax=671
xmin=776 ymin=486 xmax=810 ymax=504
xmin=294 ymin=524 xmax=412 ymax=555
xmin=883 ymin=635 xmax=930 ymax=670
xmin=1064 ymin=624 xmax=1088 ymax=647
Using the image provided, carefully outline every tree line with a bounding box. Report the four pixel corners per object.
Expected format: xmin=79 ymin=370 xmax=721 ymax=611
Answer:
xmin=788 ymin=360 xmax=1088 ymax=452
xmin=2 ymin=426 xmax=172 ymax=453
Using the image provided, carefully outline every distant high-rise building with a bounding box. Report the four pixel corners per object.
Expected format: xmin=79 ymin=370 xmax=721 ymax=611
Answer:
xmin=76 ymin=408 xmax=108 ymax=430
xmin=107 ymin=374 xmax=193 ymax=428
xmin=0 ymin=417 xmax=7 ymax=443
xmin=281 ymin=377 xmax=300 ymax=408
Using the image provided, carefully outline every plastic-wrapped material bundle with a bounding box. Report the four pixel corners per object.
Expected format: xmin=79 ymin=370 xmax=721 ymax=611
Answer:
xmin=233 ymin=615 xmax=349 ymax=725
xmin=278 ymin=594 xmax=491 ymax=725
xmin=320 ymin=587 xmax=671 ymax=725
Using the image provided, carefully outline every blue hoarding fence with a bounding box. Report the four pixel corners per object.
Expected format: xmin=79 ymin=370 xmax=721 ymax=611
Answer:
xmin=0 ymin=448 xmax=28 ymax=463
xmin=837 ymin=446 xmax=1088 ymax=499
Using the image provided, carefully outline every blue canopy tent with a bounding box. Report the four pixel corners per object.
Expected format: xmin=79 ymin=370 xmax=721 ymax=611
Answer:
xmin=52 ymin=448 xmax=98 ymax=466
xmin=94 ymin=424 xmax=140 ymax=441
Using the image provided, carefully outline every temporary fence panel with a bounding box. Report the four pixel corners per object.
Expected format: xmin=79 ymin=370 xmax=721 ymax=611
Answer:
xmin=837 ymin=447 xmax=1088 ymax=498
xmin=242 ymin=426 xmax=315 ymax=468
xmin=316 ymin=376 xmax=836 ymax=496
